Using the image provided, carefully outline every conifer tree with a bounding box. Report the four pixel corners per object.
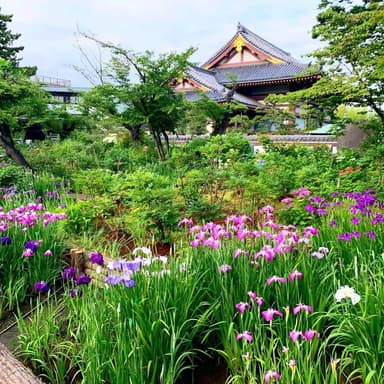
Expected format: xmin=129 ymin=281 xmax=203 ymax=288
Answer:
xmin=0 ymin=7 xmax=23 ymax=66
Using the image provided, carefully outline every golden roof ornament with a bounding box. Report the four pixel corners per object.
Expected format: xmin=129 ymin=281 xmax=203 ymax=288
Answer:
xmin=233 ymin=35 xmax=245 ymax=53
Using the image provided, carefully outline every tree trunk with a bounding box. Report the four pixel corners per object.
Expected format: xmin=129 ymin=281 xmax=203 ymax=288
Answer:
xmin=149 ymin=125 xmax=165 ymax=161
xmin=129 ymin=125 xmax=141 ymax=142
xmin=162 ymin=130 xmax=170 ymax=156
xmin=0 ymin=134 xmax=32 ymax=169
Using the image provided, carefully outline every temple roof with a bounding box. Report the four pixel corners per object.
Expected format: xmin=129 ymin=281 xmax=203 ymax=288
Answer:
xmin=235 ymin=24 xmax=298 ymax=63
xmin=185 ymin=66 xmax=261 ymax=107
xmin=213 ymin=62 xmax=309 ymax=85
xmin=202 ymin=23 xmax=300 ymax=69
xmin=186 ymin=66 xmax=226 ymax=93
xmin=174 ymin=24 xmax=320 ymax=107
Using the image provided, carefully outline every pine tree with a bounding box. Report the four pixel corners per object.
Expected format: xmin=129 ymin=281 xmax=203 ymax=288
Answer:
xmin=0 ymin=8 xmax=24 ymax=66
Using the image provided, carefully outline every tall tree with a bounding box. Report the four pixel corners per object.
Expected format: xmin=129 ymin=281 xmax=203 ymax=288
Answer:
xmin=0 ymin=8 xmax=50 ymax=168
xmin=0 ymin=59 xmax=49 ymax=167
xmin=278 ymin=0 xmax=384 ymax=134
xmin=0 ymin=8 xmax=23 ymax=66
xmin=78 ymin=34 xmax=195 ymax=161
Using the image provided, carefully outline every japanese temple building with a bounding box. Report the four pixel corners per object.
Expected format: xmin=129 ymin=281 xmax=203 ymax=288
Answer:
xmin=174 ymin=23 xmax=320 ymax=113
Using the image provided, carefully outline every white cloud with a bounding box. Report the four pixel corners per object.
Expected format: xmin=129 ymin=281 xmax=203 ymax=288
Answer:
xmin=1 ymin=0 xmax=322 ymax=86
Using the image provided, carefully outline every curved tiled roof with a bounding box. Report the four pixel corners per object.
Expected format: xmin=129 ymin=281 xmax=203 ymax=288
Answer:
xmin=185 ymin=90 xmax=226 ymax=102
xmin=185 ymin=66 xmax=261 ymax=107
xmin=186 ymin=66 xmax=225 ymax=92
xmin=202 ymin=23 xmax=300 ymax=68
xmin=238 ymin=24 xmax=298 ymax=64
xmin=214 ymin=62 xmax=309 ymax=84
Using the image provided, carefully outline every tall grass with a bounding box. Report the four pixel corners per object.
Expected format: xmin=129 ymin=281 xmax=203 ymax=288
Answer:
xmin=17 ymin=189 xmax=384 ymax=383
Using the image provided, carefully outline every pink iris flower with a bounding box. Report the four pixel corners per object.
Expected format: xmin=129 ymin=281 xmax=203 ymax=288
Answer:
xmin=264 ymin=370 xmax=281 ymax=383
xmin=219 ymin=264 xmax=232 ymax=273
xmin=23 ymin=248 xmax=34 ymax=257
xmin=178 ymin=217 xmax=193 ymax=227
xmin=293 ymin=303 xmax=313 ymax=315
xmin=303 ymin=329 xmax=320 ymax=341
xmin=236 ymin=330 xmax=253 ymax=342
xmin=288 ymin=270 xmax=304 ymax=281
xmin=248 ymin=291 xmax=264 ymax=307
xmin=303 ymin=226 xmax=319 ymax=237
xmin=190 ymin=239 xmax=199 ymax=248
xmin=261 ymin=308 xmax=283 ymax=322
xmin=289 ymin=330 xmax=302 ymax=343
xmin=235 ymin=302 xmax=251 ymax=314
xmin=202 ymin=237 xmax=220 ymax=249
xmin=254 ymin=245 xmax=276 ymax=262
xmin=233 ymin=248 xmax=249 ymax=258
xmin=266 ymin=275 xmax=287 ymax=285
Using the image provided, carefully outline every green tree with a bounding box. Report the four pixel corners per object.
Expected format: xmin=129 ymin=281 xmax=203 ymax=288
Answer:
xmin=280 ymin=0 xmax=384 ymax=133
xmin=0 ymin=9 xmax=52 ymax=168
xmin=0 ymin=59 xmax=50 ymax=168
xmin=79 ymin=34 xmax=195 ymax=161
xmin=183 ymin=94 xmax=227 ymax=135
xmin=184 ymin=93 xmax=253 ymax=135
xmin=0 ymin=8 xmax=23 ymax=66
xmin=253 ymin=98 xmax=297 ymax=133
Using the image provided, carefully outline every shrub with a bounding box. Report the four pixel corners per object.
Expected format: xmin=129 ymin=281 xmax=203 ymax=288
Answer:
xmin=0 ymin=165 xmax=33 ymax=189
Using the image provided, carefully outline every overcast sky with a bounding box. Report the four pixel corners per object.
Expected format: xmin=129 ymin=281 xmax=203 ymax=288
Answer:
xmin=2 ymin=0 xmax=322 ymax=87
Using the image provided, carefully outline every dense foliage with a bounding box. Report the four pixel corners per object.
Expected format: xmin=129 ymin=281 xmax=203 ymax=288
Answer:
xmin=276 ymin=0 xmax=384 ymax=136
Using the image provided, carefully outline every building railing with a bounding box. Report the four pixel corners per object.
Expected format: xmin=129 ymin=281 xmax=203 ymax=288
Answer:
xmin=33 ymin=75 xmax=71 ymax=88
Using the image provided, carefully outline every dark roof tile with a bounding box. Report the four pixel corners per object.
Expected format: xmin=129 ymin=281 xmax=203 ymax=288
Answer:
xmin=214 ymin=63 xmax=308 ymax=84
xmin=202 ymin=23 xmax=302 ymax=68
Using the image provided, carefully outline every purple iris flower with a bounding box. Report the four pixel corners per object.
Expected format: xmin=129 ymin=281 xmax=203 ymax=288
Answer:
xmin=0 ymin=236 xmax=11 ymax=245
xmin=371 ymin=213 xmax=384 ymax=224
xmin=124 ymin=279 xmax=135 ymax=288
xmin=62 ymin=267 xmax=77 ymax=280
xmin=69 ymin=288 xmax=83 ymax=298
xmin=304 ymin=204 xmax=316 ymax=214
xmin=337 ymin=233 xmax=353 ymax=242
xmin=89 ymin=251 xmax=104 ymax=266
xmin=34 ymin=281 xmax=50 ymax=293
xmin=123 ymin=260 xmax=141 ymax=272
xmin=105 ymin=275 xmax=123 ymax=285
xmin=75 ymin=274 xmax=91 ymax=285
xmin=364 ymin=231 xmax=376 ymax=239
xmin=329 ymin=219 xmax=338 ymax=228
xmin=24 ymin=240 xmax=39 ymax=253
